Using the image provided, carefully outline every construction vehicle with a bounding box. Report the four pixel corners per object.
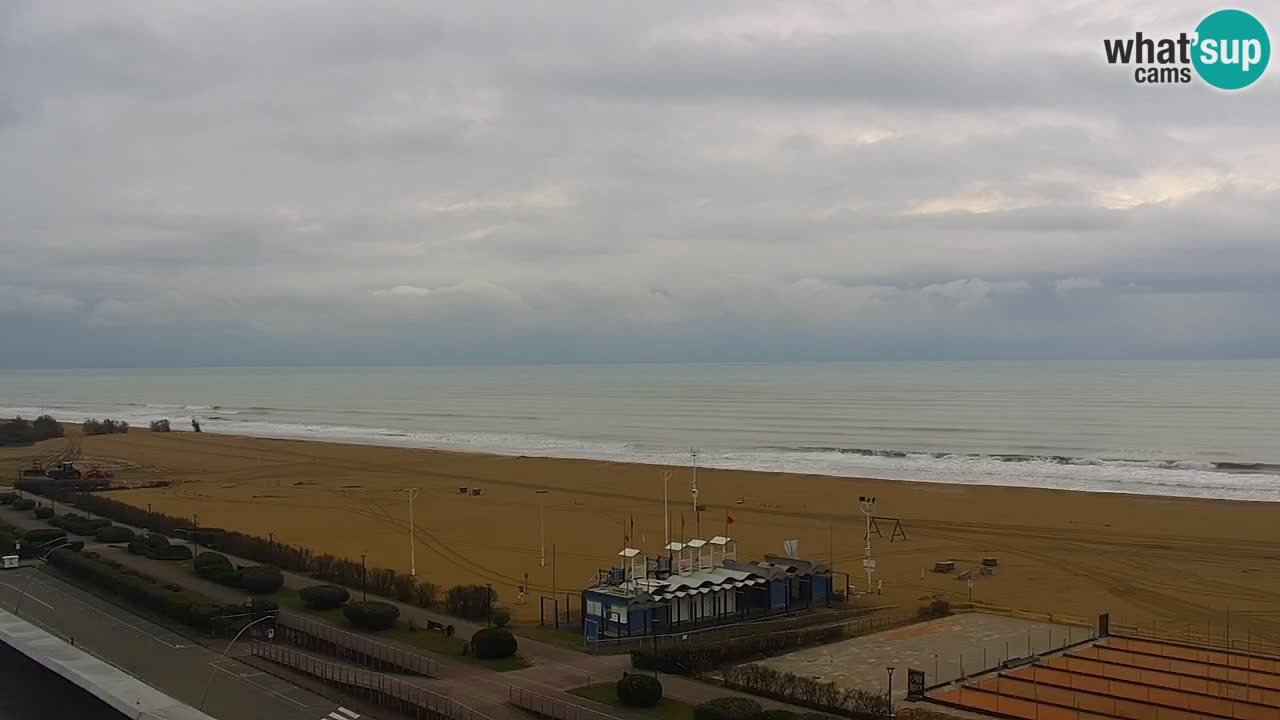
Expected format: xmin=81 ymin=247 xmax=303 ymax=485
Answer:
xmin=46 ymin=461 xmax=83 ymax=480
xmin=19 ymin=460 xmax=47 ymax=479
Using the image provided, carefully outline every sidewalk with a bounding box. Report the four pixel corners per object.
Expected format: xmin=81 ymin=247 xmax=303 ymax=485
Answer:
xmin=0 ymin=504 xmax=809 ymax=714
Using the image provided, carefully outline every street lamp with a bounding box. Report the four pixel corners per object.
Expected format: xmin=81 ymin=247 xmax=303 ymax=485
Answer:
xmin=536 ymin=490 xmax=549 ymax=567
xmin=404 ymin=488 xmax=420 ymax=577
xmin=361 ymin=553 xmax=368 ymax=601
xmin=199 ymin=612 xmax=277 ymax=710
xmin=885 ymin=666 xmax=896 ymax=719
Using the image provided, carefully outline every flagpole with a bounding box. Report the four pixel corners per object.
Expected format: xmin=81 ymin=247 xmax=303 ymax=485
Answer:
xmin=663 ymin=471 xmax=670 ymax=548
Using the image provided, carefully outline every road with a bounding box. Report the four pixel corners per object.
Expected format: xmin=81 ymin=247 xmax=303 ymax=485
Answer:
xmin=0 ymin=566 xmax=348 ymax=720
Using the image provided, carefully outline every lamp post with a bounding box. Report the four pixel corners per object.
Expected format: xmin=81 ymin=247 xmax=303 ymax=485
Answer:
xmin=405 ymin=488 xmax=420 ymax=576
xmin=536 ymin=490 xmax=548 ymax=567
xmin=885 ymin=666 xmax=896 ymax=719
xmin=267 ymin=533 xmax=273 ymax=566
xmin=199 ymin=613 xmax=277 ymax=710
xmin=361 ymin=553 xmax=368 ymax=601
xmin=859 ymin=496 xmax=877 ymax=594
xmin=146 ymin=503 xmax=152 ymax=538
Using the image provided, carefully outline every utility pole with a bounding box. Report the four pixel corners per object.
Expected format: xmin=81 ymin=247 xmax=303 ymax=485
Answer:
xmin=405 ymin=488 xmax=420 ymax=576
xmin=361 ymin=553 xmax=368 ymax=601
xmin=268 ymin=532 xmax=274 ymax=566
xmin=192 ymin=514 xmax=199 ymax=555
xmin=537 ymin=489 xmax=548 ymax=567
xmin=690 ymin=448 xmax=700 ymax=536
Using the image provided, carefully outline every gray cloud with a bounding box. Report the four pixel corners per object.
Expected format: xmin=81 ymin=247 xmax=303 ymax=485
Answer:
xmin=0 ymin=1 xmax=1278 ymax=367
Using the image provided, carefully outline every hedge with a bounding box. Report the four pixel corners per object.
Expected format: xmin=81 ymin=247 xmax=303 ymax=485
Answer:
xmin=695 ymin=697 xmax=763 ymax=720
xmin=12 ymin=499 xmax=35 ymax=511
xmin=148 ymin=545 xmax=193 ymax=561
xmin=0 ymin=492 xmax=17 ymax=504
xmin=471 ymin=628 xmax=518 ymax=659
xmin=617 ymin=674 xmax=663 ymax=708
xmin=46 ymin=549 xmax=236 ymax=631
xmin=33 ymin=506 xmax=54 ymax=519
xmin=445 ymin=584 xmax=494 ymax=619
xmin=96 ymin=526 xmax=134 ymax=543
xmin=343 ymin=601 xmax=400 ymax=631
xmin=239 ymin=565 xmax=284 ymax=594
xmin=23 ymin=528 xmax=67 ymax=545
xmin=632 ymin=622 xmax=852 ymax=675
xmin=722 ymin=665 xmax=889 ymax=720
xmin=50 ymin=514 xmax=111 ymax=536
xmin=299 ymin=584 xmax=350 ymax=610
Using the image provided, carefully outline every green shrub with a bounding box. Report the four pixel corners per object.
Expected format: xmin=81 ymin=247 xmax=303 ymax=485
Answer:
xmin=445 ymin=584 xmax=494 ymax=620
xmin=12 ymin=498 xmax=35 ymax=511
xmin=34 ymin=506 xmax=54 ymax=519
xmin=46 ymin=548 xmax=225 ymax=631
xmin=0 ymin=492 xmax=18 ymax=504
xmin=917 ymin=599 xmax=951 ymax=620
xmin=471 ymin=627 xmax=518 ymax=659
xmin=299 ymin=584 xmax=350 ymax=610
xmin=148 ymin=545 xmax=193 ymax=561
xmin=617 ymin=674 xmax=663 ymax=708
xmin=22 ymin=528 xmax=67 ymax=545
xmin=239 ymin=565 xmax=284 ymax=594
xmin=343 ymin=601 xmax=400 ymax=631
xmin=492 ymin=606 xmax=512 ymax=628
xmin=95 ymin=526 xmax=134 ymax=543
xmin=127 ymin=539 xmax=148 ymax=555
xmin=194 ymin=551 xmax=232 ymax=574
xmin=82 ymin=418 xmax=129 ymax=435
xmin=696 ymin=698 xmax=763 ymax=720
xmin=147 ymin=533 xmax=171 ymax=550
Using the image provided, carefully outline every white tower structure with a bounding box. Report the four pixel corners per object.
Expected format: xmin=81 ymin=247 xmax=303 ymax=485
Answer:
xmin=859 ymin=495 xmax=877 ymax=594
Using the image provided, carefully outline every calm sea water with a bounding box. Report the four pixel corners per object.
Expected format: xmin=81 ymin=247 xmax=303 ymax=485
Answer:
xmin=2 ymin=361 xmax=1278 ymax=501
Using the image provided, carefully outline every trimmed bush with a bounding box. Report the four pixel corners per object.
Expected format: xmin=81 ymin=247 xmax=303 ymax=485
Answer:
xmin=194 ymin=551 xmax=232 ymax=573
xmin=0 ymin=492 xmax=16 ymax=504
xmin=12 ymin=498 xmax=35 ymax=511
xmin=46 ymin=548 xmax=227 ymax=631
xmin=617 ymin=674 xmax=663 ymax=708
xmin=147 ymin=533 xmax=171 ymax=550
xmin=471 ymin=627 xmax=518 ymax=660
xmin=917 ymin=599 xmax=951 ymax=620
xmin=696 ymin=698 xmax=763 ymax=720
xmin=148 ymin=544 xmax=193 ymax=561
xmin=239 ymin=565 xmax=284 ymax=594
xmin=96 ymin=526 xmax=134 ymax=543
xmin=299 ymin=584 xmax=350 ymax=610
xmin=343 ymin=601 xmax=400 ymax=631
xmin=34 ymin=506 xmax=54 ymax=519
xmin=23 ymin=528 xmax=67 ymax=545
xmin=445 ymin=584 xmax=494 ymax=620
xmin=127 ymin=539 xmax=148 ymax=555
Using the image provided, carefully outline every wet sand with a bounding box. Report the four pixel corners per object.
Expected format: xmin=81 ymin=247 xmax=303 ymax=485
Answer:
xmin=4 ymin=430 xmax=1279 ymax=634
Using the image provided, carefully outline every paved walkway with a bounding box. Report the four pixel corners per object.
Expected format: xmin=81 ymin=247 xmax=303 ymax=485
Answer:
xmin=0 ymin=504 xmax=807 ymax=716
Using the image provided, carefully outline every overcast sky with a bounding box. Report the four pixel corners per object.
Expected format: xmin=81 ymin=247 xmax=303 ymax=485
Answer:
xmin=2 ymin=1 xmax=1278 ymax=367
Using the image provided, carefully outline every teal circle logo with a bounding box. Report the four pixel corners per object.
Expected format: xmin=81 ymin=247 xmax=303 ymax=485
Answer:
xmin=1192 ymin=9 xmax=1270 ymax=90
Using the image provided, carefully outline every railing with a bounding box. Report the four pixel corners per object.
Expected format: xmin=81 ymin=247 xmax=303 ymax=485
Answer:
xmin=277 ymin=610 xmax=440 ymax=677
xmin=508 ymin=687 xmax=622 ymax=720
xmin=251 ymin=641 xmax=486 ymax=720
xmin=1110 ymin=622 xmax=1280 ymax=659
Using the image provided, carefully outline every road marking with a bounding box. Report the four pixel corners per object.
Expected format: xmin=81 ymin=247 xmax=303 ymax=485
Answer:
xmin=336 ymin=708 xmax=360 ymax=719
xmin=20 ymin=573 xmax=189 ymax=648
xmin=0 ymin=580 xmax=55 ymax=609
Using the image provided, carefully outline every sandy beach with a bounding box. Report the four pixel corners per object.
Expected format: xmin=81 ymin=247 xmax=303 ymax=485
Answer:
xmin=5 ymin=429 xmax=1279 ymax=636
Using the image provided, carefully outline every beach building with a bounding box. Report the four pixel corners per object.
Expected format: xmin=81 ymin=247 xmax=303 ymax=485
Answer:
xmin=580 ymin=536 xmax=832 ymax=640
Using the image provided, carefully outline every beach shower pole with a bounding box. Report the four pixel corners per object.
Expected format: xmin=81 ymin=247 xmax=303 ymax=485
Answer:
xmin=405 ymin=488 xmax=420 ymax=576
xmin=537 ymin=489 xmax=548 ymax=567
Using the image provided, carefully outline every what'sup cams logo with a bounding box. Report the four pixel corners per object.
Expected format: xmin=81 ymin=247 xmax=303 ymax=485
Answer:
xmin=1104 ymin=9 xmax=1270 ymax=89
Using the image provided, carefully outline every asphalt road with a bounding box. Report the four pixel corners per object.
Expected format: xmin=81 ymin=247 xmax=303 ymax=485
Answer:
xmin=0 ymin=565 xmax=348 ymax=720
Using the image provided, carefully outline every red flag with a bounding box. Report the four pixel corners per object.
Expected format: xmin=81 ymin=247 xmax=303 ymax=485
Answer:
xmin=727 ymin=512 xmax=735 ymax=525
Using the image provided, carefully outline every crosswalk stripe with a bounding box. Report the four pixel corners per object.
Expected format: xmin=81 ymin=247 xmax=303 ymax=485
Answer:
xmin=327 ymin=713 xmax=346 ymax=720
xmin=337 ymin=709 xmax=360 ymax=719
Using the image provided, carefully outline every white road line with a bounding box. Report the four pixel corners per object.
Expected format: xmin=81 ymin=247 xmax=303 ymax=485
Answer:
xmin=0 ymin=580 xmax=55 ymax=609
xmin=327 ymin=713 xmax=346 ymax=720
xmin=337 ymin=707 xmax=360 ymax=719
xmin=211 ymin=662 xmax=315 ymax=709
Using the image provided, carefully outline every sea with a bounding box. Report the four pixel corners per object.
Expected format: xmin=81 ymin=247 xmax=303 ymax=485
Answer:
xmin=1 ymin=361 xmax=1278 ymax=502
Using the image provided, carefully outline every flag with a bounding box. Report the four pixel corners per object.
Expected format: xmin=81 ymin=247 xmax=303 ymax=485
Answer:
xmin=727 ymin=512 xmax=736 ymax=525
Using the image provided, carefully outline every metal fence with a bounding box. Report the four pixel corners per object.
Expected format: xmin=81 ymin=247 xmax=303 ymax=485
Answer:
xmin=1110 ymin=619 xmax=1280 ymax=658
xmin=925 ymin=621 xmax=1098 ymax=690
xmin=251 ymin=641 xmax=486 ymax=720
xmin=276 ymin=610 xmax=440 ymax=677
xmin=507 ymin=687 xmax=622 ymax=720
